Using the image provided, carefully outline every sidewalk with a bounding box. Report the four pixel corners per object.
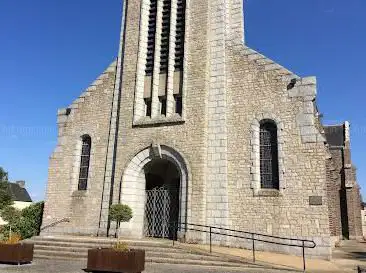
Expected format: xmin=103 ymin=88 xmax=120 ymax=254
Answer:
xmin=176 ymin=241 xmax=366 ymax=273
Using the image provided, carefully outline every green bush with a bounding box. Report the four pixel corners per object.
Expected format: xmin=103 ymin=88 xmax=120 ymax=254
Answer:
xmin=0 ymin=206 xmax=21 ymax=222
xmin=109 ymin=204 xmax=133 ymax=226
xmin=1 ymin=202 xmax=44 ymax=240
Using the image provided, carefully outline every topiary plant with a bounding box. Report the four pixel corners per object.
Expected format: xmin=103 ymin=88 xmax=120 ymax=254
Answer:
xmin=109 ymin=204 xmax=133 ymax=238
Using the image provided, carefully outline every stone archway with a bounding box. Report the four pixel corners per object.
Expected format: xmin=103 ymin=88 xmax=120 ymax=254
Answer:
xmin=118 ymin=144 xmax=189 ymax=239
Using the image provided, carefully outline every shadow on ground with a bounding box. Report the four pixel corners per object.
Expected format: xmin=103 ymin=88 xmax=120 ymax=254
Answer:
xmin=342 ymin=251 xmax=366 ymax=261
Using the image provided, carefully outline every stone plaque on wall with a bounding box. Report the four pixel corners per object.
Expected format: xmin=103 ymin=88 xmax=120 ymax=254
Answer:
xmin=309 ymin=196 xmax=322 ymax=206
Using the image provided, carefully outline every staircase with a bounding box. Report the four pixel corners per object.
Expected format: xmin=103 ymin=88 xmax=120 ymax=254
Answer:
xmin=25 ymin=236 xmax=255 ymax=269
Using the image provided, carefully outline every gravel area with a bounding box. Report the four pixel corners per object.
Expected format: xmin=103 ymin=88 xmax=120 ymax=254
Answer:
xmin=0 ymin=259 xmax=297 ymax=273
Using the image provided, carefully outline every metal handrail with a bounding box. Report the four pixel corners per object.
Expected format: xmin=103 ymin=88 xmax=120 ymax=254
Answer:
xmin=40 ymin=218 xmax=70 ymax=231
xmin=170 ymin=222 xmax=316 ymax=272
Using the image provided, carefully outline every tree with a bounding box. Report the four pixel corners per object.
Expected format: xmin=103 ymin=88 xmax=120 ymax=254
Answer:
xmin=0 ymin=167 xmax=12 ymax=210
xmin=109 ymin=204 xmax=133 ymax=238
xmin=0 ymin=167 xmax=8 ymax=182
xmin=0 ymin=206 xmax=21 ymax=222
xmin=1 ymin=202 xmax=44 ymax=240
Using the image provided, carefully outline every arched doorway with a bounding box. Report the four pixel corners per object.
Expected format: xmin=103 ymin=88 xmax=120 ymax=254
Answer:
xmin=144 ymin=159 xmax=180 ymax=239
xmin=119 ymin=145 xmax=189 ymax=239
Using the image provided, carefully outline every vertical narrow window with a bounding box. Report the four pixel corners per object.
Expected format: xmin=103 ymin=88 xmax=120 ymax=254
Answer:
xmin=174 ymin=95 xmax=182 ymax=115
xmin=160 ymin=96 xmax=167 ymax=115
xmin=260 ymin=121 xmax=279 ymax=189
xmin=78 ymin=135 xmax=91 ymax=191
xmin=160 ymin=0 xmax=171 ymax=74
xmin=145 ymin=98 xmax=152 ymax=117
xmin=174 ymin=0 xmax=186 ymax=71
xmin=146 ymin=0 xmax=158 ymax=76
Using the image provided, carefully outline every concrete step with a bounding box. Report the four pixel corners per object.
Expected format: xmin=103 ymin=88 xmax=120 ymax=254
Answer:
xmin=34 ymin=254 xmax=253 ymax=268
xmin=34 ymin=249 xmax=226 ymax=262
xmin=29 ymin=236 xmax=251 ymax=268
xmin=34 ymin=244 xmax=186 ymax=254
xmin=28 ymin=236 xmax=171 ymax=247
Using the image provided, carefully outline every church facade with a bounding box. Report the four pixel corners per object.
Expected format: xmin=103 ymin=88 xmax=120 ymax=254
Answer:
xmin=41 ymin=0 xmax=363 ymax=258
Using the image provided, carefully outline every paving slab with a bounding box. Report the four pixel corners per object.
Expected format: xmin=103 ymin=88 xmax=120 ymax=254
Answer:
xmin=175 ymin=241 xmax=366 ymax=273
xmin=0 ymin=259 xmax=297 ymax=273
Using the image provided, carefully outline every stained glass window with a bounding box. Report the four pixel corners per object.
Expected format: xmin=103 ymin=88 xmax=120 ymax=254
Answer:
xmin=78 ymin=135 xmax=91 ymax=191
xmin=260 ymin=121 xmax=279 ymax=189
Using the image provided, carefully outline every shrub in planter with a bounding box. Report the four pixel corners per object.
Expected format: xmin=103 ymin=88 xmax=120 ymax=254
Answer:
xmin=86 ymin=204 xmax=145 ymax=273
xmin=0 ymin=233 xmax=34 ymax=264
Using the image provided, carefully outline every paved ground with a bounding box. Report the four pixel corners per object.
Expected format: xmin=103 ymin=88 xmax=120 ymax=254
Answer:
xmin=332 ymin=240 xmax=366 ymax=271
xmin=0 ymin=260 xmax=297 ymax=273
xmin=177 ymin=240 xmax=366 ymax=273
xmin=1 ymin=241 xmax=364 ymax=273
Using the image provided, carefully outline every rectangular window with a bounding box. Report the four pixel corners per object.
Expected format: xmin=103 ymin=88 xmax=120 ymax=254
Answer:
xmin=145 ymin=98 xmax=152 ymax=117
xmin=160 ymin=96 xmax=167 ymax=116
xmin=175 ymin=95 xmax=182 ymax=115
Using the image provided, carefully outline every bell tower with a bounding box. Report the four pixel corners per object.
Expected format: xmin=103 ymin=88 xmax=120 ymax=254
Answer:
xmin=133 ymin=0 xmax=186 ymax=121
xmin=124 ymin=0 xmax=245 ymax=125
xmin=98 ymin=0 xmax=245 ymax=235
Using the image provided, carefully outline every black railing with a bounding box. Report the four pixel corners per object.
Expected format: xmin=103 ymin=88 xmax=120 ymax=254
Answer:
xmin=40 ymin=218 xmax=70 ymax=232
xmin=170 ymin=222 xmax=316 ymax=272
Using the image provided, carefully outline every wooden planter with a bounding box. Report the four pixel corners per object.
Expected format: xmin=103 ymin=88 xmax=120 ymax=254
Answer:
xmin=0 ymin=243 xmax=34 ymax=264
xmin=86 ymin=248 xmax=145 ymax=273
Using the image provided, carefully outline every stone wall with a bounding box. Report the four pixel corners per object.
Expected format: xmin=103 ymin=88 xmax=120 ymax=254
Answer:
xmin=326 ymin=156 xmax=342 ymax=242
xmin=347 ymin=184 xmax=363 ymax=239
xmin=41 ymin=62 xmax=117 ymax=235
xmin=224 ymin=2 xmax=331 ymax=257
xmin=362 ymin=208 xmax=366 ymax=238
xmin=326 ymin=135 xmax=363 ymax=242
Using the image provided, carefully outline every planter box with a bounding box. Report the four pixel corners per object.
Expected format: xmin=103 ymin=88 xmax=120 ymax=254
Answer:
xmin=0 ymin=243 xmax=34 ymax=264
xmin=86 ymin=248 xmax=145 ymax=273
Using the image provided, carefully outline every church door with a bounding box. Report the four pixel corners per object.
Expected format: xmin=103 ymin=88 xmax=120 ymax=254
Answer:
xmin=143 ymin=159 xmax=180 ymax=239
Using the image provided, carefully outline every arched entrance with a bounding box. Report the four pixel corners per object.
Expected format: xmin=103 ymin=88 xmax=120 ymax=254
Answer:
xmin=144 ymin=159 xmax=180 ymax=238
xmin=119 ymin=145 xmax=189 ymax=239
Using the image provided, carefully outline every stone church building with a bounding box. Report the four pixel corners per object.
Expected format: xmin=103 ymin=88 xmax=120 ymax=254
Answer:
xmin=41 ymin=0 xmax=363 ymax=258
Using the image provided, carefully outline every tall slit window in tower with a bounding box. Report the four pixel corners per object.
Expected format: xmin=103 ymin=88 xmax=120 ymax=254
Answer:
xmin=174 ymin=95 xmax=182 ymax=115
xmin=160 ymin=0 xmax=171 ymax=74
xmin=175 ymin=0 xmax=186 ymax=72
xmin=260 ymin=120 xmax=280 ymax=190
xmin=78 ymin=135 xmax=91 ymax=191
xmin=145 ymin=98 xmax=152 ymax=117
xmin=143 ymin=0 xmax=158 ymax=118
xmin=145 ymin=0 xmax=158 ymax=76
xmin=160 ymin=96 xmax=167 ymax=115
xmin=172 ymin=0 xmax=186 ymax=103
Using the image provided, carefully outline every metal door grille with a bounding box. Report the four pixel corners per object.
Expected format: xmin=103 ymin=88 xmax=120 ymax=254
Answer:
xmin=144 ymin=186 xmax=171 ymax=238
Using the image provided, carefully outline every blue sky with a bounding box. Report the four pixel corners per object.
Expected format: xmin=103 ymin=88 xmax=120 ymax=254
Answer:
xmin=0 ymin=0 xmax=365 ymax=201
